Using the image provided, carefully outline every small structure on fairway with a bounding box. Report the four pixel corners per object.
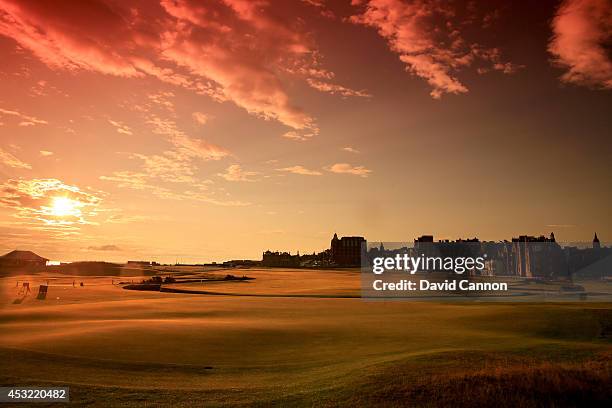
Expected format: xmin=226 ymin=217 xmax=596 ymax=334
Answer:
xmin=0 ymin=250 xmax=48 ymax=270
xmin=37 ymin=285 xmax=48 ymax=300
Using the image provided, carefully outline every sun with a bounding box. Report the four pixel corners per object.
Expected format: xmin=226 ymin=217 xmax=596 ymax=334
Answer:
xmin=50 ymin=196 xmax=81 ymax=217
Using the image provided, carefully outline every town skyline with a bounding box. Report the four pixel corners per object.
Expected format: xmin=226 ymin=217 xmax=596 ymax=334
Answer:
xmin=2 ymin=230 xmax=607 ymax=265
xmin=0 ymin=0 xmax=611 ymax=263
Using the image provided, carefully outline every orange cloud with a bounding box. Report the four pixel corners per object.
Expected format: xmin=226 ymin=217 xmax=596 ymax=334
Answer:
xmin=276 ymin=166 xmax=322 ymax=176
xmin=131 ymin=152 xmax=197 ymax=183
xmin=192 ymin=112 xmax=211 ymax=125
xmin=301 ymin=0 xmax=336 ymax=19
xmin=0 ymin=107 xmax=47 ymax=126
xmin=99 ymin=171 xmax=152 ymax=191
xmin=148 ymin=92 xmax=176 ymax=112
xmin=108 ymin=119 xmax=133 ymax=135
xmin=0 ymin=178 xmax=102 ymax=229
xmin=350 ymin=0 xmax=520 ymax=99
xmin=159 ymin=0 xmax=318 ymax=135
xmin=0 ymin=0 xmax=333 ymax=139
xmin=0 ymin=147 xmax=31 ymax=169
xmin=146 ymin=115 xmax=229 ymax=161
xmin=0 ymin=0 xmax=147 ymax=77
xmin=549 ymin=0 xmax=612 ymax=89
xmin=100 ymin=167 xmax=249 ymax=207
xmin=282 ymin=129 xmax=319 ymax=142
xmin=87 ymin=244 xmax=122 ymax=251
xmin=99 ymin=111 xmax=230 ymax=199
xmin=218 ymin=164 xmax=259 ymax=182
xmin=325 ymin=163 xmax=372 ymax=177
xmin=307 ymin=79 xmax=372 ymax=98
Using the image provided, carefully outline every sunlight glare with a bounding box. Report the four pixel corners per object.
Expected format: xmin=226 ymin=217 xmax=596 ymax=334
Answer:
xmin=50 ymin=196 xmax=81 ymax=217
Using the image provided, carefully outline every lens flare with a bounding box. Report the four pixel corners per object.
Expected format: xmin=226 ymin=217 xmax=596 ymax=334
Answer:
xmin=49 ymin=196 xmax=81 ymax=217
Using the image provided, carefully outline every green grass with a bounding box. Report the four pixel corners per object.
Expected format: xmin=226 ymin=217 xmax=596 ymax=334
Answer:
xmin=2 ymin=347 xmax=610 ymax=407
xmin=1 ymin=272 xmax=610 ymax=407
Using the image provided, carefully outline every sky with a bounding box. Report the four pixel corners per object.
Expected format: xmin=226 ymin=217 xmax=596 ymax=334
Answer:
xmin=0 ymin=0 xmax=610 ymax=263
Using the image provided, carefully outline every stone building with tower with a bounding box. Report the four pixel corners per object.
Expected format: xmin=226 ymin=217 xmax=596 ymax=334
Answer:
xmin=261 ymin=250 xmax=300 ymax=267
xmin=330 ymin=233 xmax=366 ymax=267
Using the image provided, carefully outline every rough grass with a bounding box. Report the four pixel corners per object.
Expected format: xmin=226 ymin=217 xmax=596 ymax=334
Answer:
xmin=308 ymin=351 xmax=612 ymax=408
